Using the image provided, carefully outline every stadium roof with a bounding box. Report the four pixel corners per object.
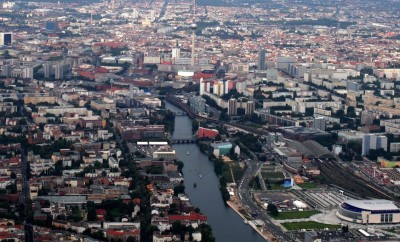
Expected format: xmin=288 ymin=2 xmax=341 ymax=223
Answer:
xmin=344 ymin=199 xmax=399 ymax=211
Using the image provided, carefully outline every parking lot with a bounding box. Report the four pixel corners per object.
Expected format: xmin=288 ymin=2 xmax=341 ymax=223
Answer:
xmin=255 ymin=191 xmax=307 ymax=212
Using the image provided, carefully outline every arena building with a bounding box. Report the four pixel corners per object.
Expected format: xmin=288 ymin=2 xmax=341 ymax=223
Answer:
xmin=337 ymin=199 xmax=400 ymax=224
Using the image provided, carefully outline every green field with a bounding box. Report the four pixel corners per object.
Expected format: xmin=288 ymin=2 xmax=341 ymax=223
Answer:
xmin=298 ymin=182 xmax=319 ymax=189
xmin=281 ymin=221 xmax=340 ymax=231
xmin=272 ymin=210 xmax=320 ymax=220
xmin=221 ymin=163 xmax=245 ymax=184
xmin=262 ymin=172 xmax=284 ymax=179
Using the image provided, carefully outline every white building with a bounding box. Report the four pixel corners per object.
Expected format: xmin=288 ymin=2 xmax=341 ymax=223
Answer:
xmin=22 ymin=67 xmax=33 ymax=79
xmin=337 ymin=199 xmax=400 ymax=224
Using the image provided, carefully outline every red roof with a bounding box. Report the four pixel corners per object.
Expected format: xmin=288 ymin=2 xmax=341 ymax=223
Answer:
xmin=95 ymin=67 xmax=109 ymax=73
xmin=169 ymin=212 xmax=207 ymax=222
xmin=96 ymin=209 xmax=107 ymax=215
xmin=93 ymin=42 xmax=124 ymax=48
xmin=107 ymin=229 xmax=140 ymax=236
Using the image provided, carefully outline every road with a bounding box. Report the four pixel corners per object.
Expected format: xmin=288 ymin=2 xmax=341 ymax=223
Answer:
xmin=238 ymin=160 xmax=294 ymax=242
xmin=21 ymin=148 xmax=33 ymax=242
xmin=166 ymin=97 xmax=293 ymax=240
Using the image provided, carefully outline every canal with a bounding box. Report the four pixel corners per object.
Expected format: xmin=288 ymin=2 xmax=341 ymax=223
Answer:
xmin=165 ymin=102 xmax=265 ymax=242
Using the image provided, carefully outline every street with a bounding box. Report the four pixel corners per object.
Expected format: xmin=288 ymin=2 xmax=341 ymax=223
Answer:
xmin=237 ymin=159 xmax=294 ymax=242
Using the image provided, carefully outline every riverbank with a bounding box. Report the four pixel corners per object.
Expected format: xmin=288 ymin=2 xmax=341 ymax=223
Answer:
xmin=165 ymin=101 xmax=266 ymax=242
xmin=227 ymin=194 xmax=280 ymax=242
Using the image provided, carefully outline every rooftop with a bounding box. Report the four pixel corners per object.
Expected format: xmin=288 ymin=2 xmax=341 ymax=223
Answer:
xmin=344 ymin=199 xmax=400 ymax=211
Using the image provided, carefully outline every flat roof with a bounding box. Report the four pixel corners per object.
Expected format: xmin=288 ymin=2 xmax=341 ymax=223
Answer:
xmin=36 ymin=195 xmax=87 ymax=204
xmin=344 ymin=199 xmax=399 ymax=211
xmin=149 ymin=142 xmax=168 ymax=145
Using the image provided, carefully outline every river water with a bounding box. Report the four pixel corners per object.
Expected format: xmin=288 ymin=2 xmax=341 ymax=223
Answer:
xmin=165 ymin=102 xmax=265 ymax=242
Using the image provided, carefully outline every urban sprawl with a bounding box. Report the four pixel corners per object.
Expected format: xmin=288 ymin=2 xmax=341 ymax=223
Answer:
xmin=0 ymin=0 xmax=400 ymax=241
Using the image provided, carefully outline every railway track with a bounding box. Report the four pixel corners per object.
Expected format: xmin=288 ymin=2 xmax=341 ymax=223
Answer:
xmin=320 ymin=161 xmax=393 ymax=200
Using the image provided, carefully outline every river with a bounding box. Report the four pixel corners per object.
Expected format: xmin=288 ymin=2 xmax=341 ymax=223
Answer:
xmin=165 ymin=101 xmax=265 ymax=242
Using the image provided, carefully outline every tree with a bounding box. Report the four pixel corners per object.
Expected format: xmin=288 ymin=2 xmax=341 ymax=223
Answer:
xmin=342 ymin=225 xmax=349 ymax=233
xmin=173 ymin=185 xmax=185 ymax=195
xmin=18 ymin=119 xmax=27 ymax=125
xmin=87 ymin=208 xmax=97 ymax=221
xmin=171 ymin=221 xmax=183 ymax=235
xmin=347 ymin=106 xmax=356 ymax=117
xmin=70 ymin=206 xmax=83 ymax=222
xmin=267 ymin=203 xmax=279 ymax=216
xmin=197 ymin=223 xmax=215 ymax=242
xmin=10 ymin=172 xmax=16 ymax=179
xmin=126 ymin=236 xmax=136 ymax=242
xmin=175 ymin=160 xmax=184 ymax=173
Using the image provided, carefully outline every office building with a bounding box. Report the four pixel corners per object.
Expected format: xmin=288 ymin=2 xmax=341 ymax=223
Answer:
xmin=390 ymin=142 xmax=400 ymax=153
xmin=224 ymin=80 xmax=230 ymax=94
xmin=22 ymin=67 xmax=33 ymax=79
xmin=258 ymin=48 xmax=266 ymax=70
xmin=197 ymin=127 xmax=219 ymax=139
xmin=209 ymin=142 xmax=239 ymax=157
xmin=313 ymin=117 xmax=326 ymax=131
xmin=347 ymin=81 xmax=360 ymax=92
xmin=228 ymin=98 xmax=237 ymax=116
xmin=276 ymin=56 xmax=295 ymax=72
xmin=199 ymin=78 xmax=205 ymax=96
xmin=54 ymin=65 xmax=64 ymax=79
xmin=0 ymin=33 xmax=12 ymax=46
xmin=43 ymin=62 xmax=53 ymax=78
xmin=1 ymin=64 xmax=12 ymax=77
xmin=213 ymin=81 xmax=223 ymax=96
xmin=362 ymin=134 xmax=388 ymax=155
xmin=245 ymin=101 xmax=255 ymax=115
xmin=236 ymin=81 xmax=246 ymax=94
xmin=361 ymin=111 xmax=375 ymax=125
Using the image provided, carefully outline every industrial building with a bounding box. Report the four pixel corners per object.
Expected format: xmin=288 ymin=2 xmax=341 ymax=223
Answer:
xmin=288 ymin=140 xmax=336 ymax=160
xmin=197 ymin=127 xmax=219 ymax=139
xmin=209 ymin=142 xmax=240 ymax=157
xmin=277 ymin=126 xmax=331 ymax=142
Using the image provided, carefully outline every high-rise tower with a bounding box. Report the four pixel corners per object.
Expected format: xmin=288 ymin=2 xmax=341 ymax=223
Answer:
xmin=258 ymin=48 xmax=266 ymax=70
